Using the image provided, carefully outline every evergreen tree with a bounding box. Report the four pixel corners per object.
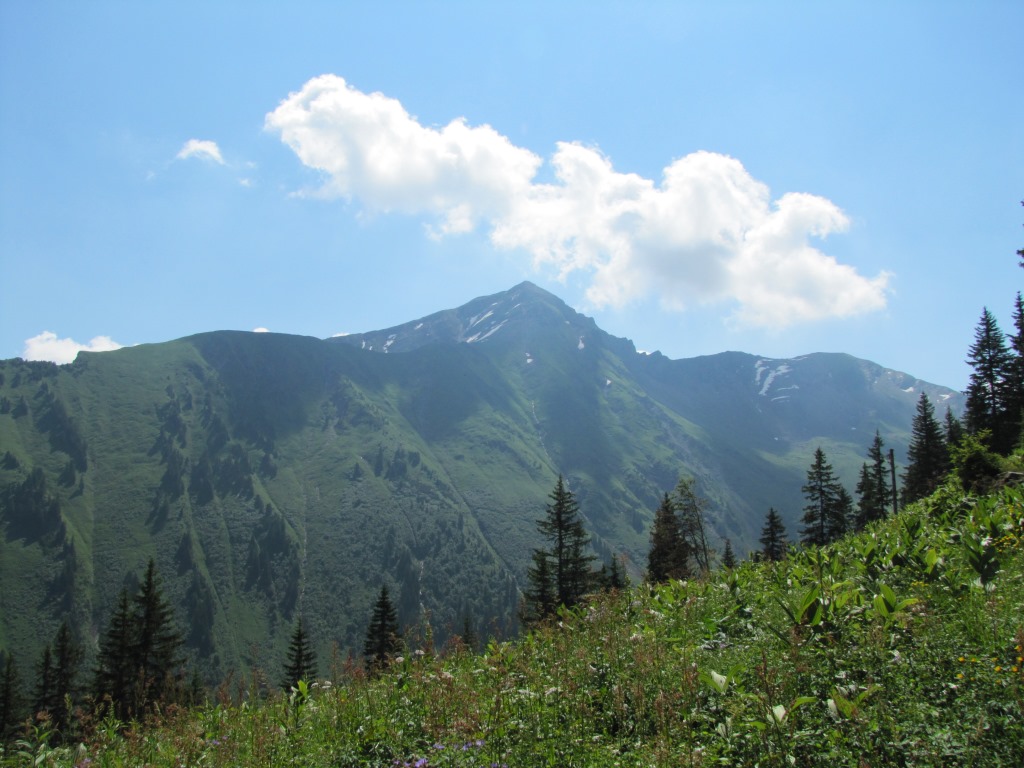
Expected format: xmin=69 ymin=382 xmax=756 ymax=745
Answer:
xmin=944 ymin=406 xmax=965 ymax=448
xmin=521 ymin=549 xmax=556 ymax=625
xmin=721 ymin=538 xmax=737 ymax=569
xmin=964 ymin=307 xmax=1014 ymax=452
xmin=131 ymin=559 xmax=185 ymax=710
xmin=94 ymin=589 xmax=136 ymax=720
xmin=902 ymin=393 xmax=949 ymax=505
xmin=50 ymin=622 xmax=82 ymax=736
xmin=94 ymin=561 xmax=185 ymax=721
xmin=459 ymin=614 xmax=479 ymax=653
xmin=1006 ymin=292 xmax=1024 ymax=448
xmin=855 ymin=431 xmax=890 ymax=530
xmin=646 ymin=493 xmax=689 ymax=582
xmin=595 ymin=555 xmax=628 ymax=591
xmin=363 ymin=584 xmax=402 ymax=674
xmin=1 ymin=651 xmax=23 ymax=741
xmin=281 ymin=617 xmax=317 ymax=690
xmin=800 ymin=447 xmax=846 ymax=546
xmin=530 ymin=475 xmax=596 ymax=614
xmin=759 ymin=508 xmax=788 ymax=562
xmin=34 ymin=645 xmax=55 ymax=718
xmin=674 ymin=477 xmax=714 ymax=575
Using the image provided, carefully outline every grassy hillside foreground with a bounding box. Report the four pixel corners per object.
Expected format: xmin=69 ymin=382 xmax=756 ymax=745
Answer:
xmin=5 ymin=480 xmax=1023 ymax=767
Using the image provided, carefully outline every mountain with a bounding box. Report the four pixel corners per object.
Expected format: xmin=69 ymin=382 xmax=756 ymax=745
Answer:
xmin=0 ymin=282 xmax=962 ymax=682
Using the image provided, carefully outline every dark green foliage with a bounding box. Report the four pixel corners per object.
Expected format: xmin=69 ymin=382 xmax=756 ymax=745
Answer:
xmin=950 ymin=431 xmax=1005 ymax=493
xmin=944 ymin=406 xmax=965 ymax=447
xmin=800 ymin=447 xmax=848 ymax=546
xmin=521 ymin=549 xmax=556 ymax=625
xmin=523 ymin=476 xmax=596 ymax=624
xmin=902 ymin=393 xmax=949 ymax=505
xmin=44 ymin=621 xmax=82 ymax=736
xmin=281 ymin=617 xmax=317 ymax=690
xmin=94 ymin=561 xmax=185 ymax=721
xmin=0 ymin=651 xmax=23 ymax=741
xmin=34 ymin=644 xmax=54 ymax=720
xmin=720 ymin=538 xmax=736 ymax=569
xmin=855 ymin=430 xmax=890 ymax=530
xmin=646 ymin=492 xmax=689 ymax=582
xmin=759 ymin=507 xmax=787 ymax=562
xmin=94 ymin=589 xmax=136 ymax=720
xmin=964 ymin=307 xmax=1015 ymax=452
xmin=363 ymin=585 xmax=402 ymax=674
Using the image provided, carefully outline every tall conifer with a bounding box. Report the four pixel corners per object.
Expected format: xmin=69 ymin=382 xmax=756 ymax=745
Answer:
xmin=800 ymin=447 xmax=846 ymax=546
xmin=964 ymin=307 xmax=1014 ymax=451
xmin=527 ymin=475 xmax=595 ymax=617
xmin=646 ymin=493 xmax=689 ymax=582
xmin=281 ymin=617 xmax=317 ymax=690
xmin=759 ymin=508 xmax=788 ymax=562
xmin=902 ymin=393 xmax=948 ymax=505
xmin=363 ymin=584 xmax=402 ymax=674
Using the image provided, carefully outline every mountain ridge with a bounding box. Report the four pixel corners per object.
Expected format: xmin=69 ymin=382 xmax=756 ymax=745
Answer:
xmin=0 ymin=281 xmax=963 ymax=681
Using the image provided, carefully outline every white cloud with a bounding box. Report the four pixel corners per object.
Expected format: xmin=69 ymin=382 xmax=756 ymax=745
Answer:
xmin=176 ymin=139 xmax=225 ymax=165
xmin=266 ymin=75 xmax=890 ymax=328
xmin=253 ymin=327 xmax=270 ymax=333
xmin=23 ymin=332 xmax=123 ymax=364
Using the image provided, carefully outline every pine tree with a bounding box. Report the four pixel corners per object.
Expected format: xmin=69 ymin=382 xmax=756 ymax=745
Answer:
xmin=759 ymin=508 xmax=788 ymax=562
xmin=1 ymin=651 xmax=24 ymax=741
xmin=363 ymin=584 xmax=402 ymax=674
xmin=280 ymin=617 xmax=317 ymax=690
xmin=530 ymin=475 xmax=595 ymax=614
xmin=50 ymin=622 xmax=82 ymax=735
xmin=721 ymin=538 xmax=737 ymax=569
xmin=674 ymin=477 xmax=714 ymax=575
xmin=800 ymin=447 xmax=846 ymax=546
xmin=34 ymin=645 xmax=55 ymax=718
xmin=131 ymin=559 xmax=185 ymax=710
xmin=94 ymin=589 xmax=136 ymax=720
xmin=902 ymin=393 xmax=949 ymax=505
xmin=1006 ymin=292 xmax=1024 ymax=448
xmin=646 ymin=493 xmax=689 ymax=582
xmin=964 ymin=307 xmax=1014 ymax=452
xmin=521 ymin=549 xmax=556 ymax=625
xmin=944 ymin=407 xmax=965 ymax=448
xmin=459 ymin=614 xmax=479 ymax=653
xmin=855 ymin=431 xmax=890 ymax=530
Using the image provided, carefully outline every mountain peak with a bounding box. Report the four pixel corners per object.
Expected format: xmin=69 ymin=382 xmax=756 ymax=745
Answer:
xmin=329 ymin=281 xmax=595 ymax=355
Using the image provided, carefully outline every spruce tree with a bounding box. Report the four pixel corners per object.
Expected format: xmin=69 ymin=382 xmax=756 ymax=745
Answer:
xmin=34 ymin=645 xmax=55 ymax=719
xmin=1006 ymin=292 xmax=1024 ymax=448
xmin=759 ymin=508 xmax=788 ymax=562
xmin=531 ymin=475 xmax=595 ymax=613
xmin=800 ymin=447 xmax=845 ymax=546
xmin=721 ymin=538 xmax=737 ymax=569
xmin=363 ymin=584 xmax=402 ymax=674
xmin=902 ymin=393 xmax=949 ymax=505
xmin=855 ymin=431 xmax=890 ymax=530
xmin=280 ymin=617 xmax=317 ymax=690
xmin=131 ymin=559 xmax=184 ymax=710
xmin=94 ymin=589 xmax=136 ymax=720
xmin=944 ymin=407 xmax=965 ymax=448
xmin=50 ymin=622 xmax=82 ymax=736
xmin=0 ymin=651 xmax=23 ymax=741
xmin=964 ymin=307 xmax=1014 ymax=452
xmin=521 ymin=549 xmax=556 ymax=625
xmin=646 ymin=493 xmax=689 ymax=582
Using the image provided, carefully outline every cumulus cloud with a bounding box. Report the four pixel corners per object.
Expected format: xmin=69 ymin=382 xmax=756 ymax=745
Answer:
xmin=23 ymin=332 xmax=123 ymax=365
xmin=176 ymin=139 xmax=225 ymax=165
xmin=253 ymin=327 xmax=270 ymax=333
xmin=266 ymin=75 xmax=890 ymax=327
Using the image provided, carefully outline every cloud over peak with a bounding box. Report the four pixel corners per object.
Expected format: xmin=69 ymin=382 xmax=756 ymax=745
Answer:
xmin=23 ymin=332 xmax=123 ymax=365
xmin=266 ymin=75 xmax=890 ymax=328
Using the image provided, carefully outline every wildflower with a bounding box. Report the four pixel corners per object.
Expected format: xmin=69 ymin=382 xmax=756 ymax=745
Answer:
xmin=956 ymin=673 xmax=964 ymax=680
xmin=995 ymin=666 xmax=1003 ymax=672
xmin=958 ymin=656 xmax=966 ymax=662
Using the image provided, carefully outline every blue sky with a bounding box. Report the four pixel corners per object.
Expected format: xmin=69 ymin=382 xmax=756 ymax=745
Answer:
xmin=1 ymin=2 xmax=1020 ymax=390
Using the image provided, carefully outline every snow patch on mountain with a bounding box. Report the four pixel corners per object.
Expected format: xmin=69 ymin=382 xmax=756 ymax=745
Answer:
xmin=755 ymin=360 xmax=792 ymax=397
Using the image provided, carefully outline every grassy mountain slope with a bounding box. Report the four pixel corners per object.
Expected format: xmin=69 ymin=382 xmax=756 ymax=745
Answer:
xmin=0 ymin=282 xmax=963 ymax=682
xmin=9 ymin=478 xmax=1022 ymax=767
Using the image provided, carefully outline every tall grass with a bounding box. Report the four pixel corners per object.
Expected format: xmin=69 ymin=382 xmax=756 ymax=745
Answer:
xmin=4 ymin=480 xmax=1023 ymax=767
